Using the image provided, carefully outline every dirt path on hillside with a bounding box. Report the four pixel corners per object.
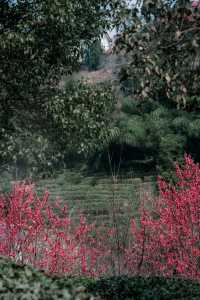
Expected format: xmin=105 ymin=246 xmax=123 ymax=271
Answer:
xmin=79 ymin=68 xmax=113 ymax=84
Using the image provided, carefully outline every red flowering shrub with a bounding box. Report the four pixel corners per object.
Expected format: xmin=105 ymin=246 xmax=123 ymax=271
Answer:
xmin=0 ymin=182 xmax=114 ymax=277
xmin=1 ymin=155 xmax=200 ymax=279
xmin=126 ymin=155 xmax=200 ymax=280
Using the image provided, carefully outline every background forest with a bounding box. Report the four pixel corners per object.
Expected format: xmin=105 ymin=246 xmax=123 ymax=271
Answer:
xmin=1 ymin=0 xmax=200 ymax=183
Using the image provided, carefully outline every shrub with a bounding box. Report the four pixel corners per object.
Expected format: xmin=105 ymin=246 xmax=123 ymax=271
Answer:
xmin=87 ymin=276 xmax=200 ymax=300
xmin=0 ymin=182 xmax=116 ymax=277
xmin=1 ymin=257 xmax=200 ymax=300
xmin=1 ymin=155 xmax=200 ymax=280
xmin=0 ymin=256 xmax=96 ymax=300
xmin=126 ymin=155 xmax=200 ymax=280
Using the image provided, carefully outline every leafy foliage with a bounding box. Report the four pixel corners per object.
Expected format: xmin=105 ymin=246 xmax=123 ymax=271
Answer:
xmin=0 ymin=256 xmax=96 ymax=300
xmin=0 ymin=80 xmax=115 ymax=178
xmin=0 ymin=0 xmax=125 ymax=177
xmin=102 ymin=0 xmax=200 ymax=177
xmin=92 ymin=96 xmax=200 ymax=178
xmin=0 ymin=0 xmax=122 ymax=103
xmin=0 ymin=130 xmax=62 ymax=178
xmin=0 ymin=181 xmax=122 ymax=277
xmin=84 ymin=39 xmax=103 ymax=71
xmin=2 ymin=256 xmax=200 ymax=300
xmin=1 ymin=156 xmax=200 ymax=280
xmin=116 ymin=0 xmax=200 ymax=110
xmin=88 ymin=276 xmax=200 ymax=300
xmin=45 ymin=81 xmax=115 ymax=156
xmin=90 ymin=72 xmax=200 ymax=176
xmin=126 ymin=155 xmax=200 ymax=279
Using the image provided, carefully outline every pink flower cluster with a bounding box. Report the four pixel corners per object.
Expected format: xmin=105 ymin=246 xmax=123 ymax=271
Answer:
xmin=126 ymin=155 xmax=200 ymax=280
xmin=1 ymin=155 xmax=200 ymax=279
xmin=0 ymin=182 xmax=113 ymax=277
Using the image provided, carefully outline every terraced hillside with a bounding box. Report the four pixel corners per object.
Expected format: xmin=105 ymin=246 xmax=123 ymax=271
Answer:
xmin=0 ymin=170 xmax=156 ymax=226
xmin=36 ymin=171 xmax=156 ymax=225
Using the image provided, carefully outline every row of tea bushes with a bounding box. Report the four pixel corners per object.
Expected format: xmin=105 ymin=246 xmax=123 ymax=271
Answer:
xmin=86 ymin=276 xmax=200 ymax=300
xmin=1 ymin=256 xmax=200 ymax=300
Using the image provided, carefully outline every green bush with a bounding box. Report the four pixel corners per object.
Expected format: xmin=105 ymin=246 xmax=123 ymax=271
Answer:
xmin=0 ymin=257 xmax=96 ymax=300
xmin=1 ymin=256 xmax=200 ymax=299
xmin=93 ymin=96 xmax=200 ymax=179
xmin=87 ymin=276 xmax=200 ymax=300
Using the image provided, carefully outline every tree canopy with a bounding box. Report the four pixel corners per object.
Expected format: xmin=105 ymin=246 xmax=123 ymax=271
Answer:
xmin=91 ymin=0 xmax=200 ymax=178
xmin=0 ymin=0 xmax=124 ymax=105
xmin=116 ymin=0 xmax=200 ymax=110
xmin=0 ymin=0 xmax=125 ymax=177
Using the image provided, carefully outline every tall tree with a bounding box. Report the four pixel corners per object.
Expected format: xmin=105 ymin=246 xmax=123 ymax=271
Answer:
xmin=0 ymin=0 xmax=126 ymax=177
